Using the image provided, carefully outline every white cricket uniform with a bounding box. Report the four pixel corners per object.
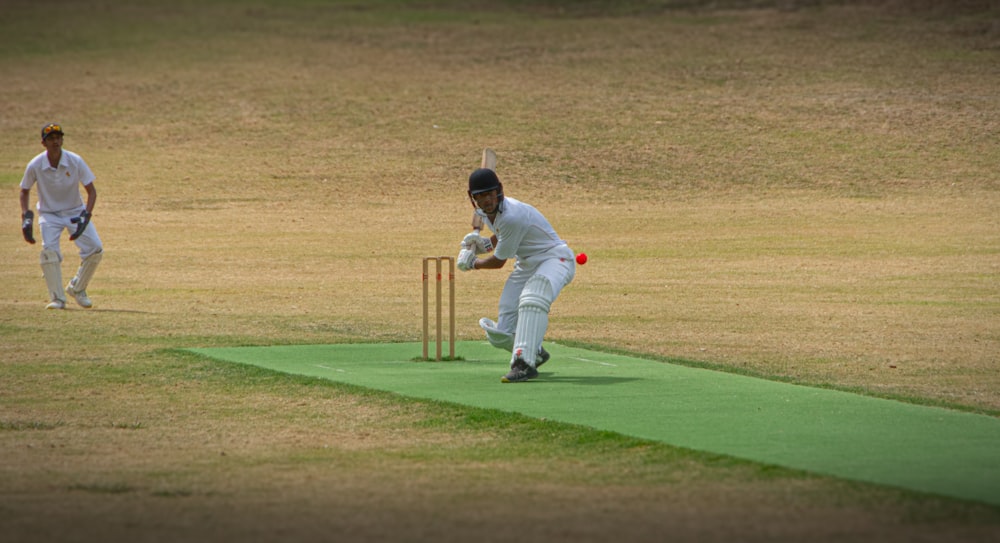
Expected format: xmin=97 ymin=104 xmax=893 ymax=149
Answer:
xmin=21 ymin=150 xmax=103 ymax=258
xmin=481 ymin=196 xmax=575 ymax=336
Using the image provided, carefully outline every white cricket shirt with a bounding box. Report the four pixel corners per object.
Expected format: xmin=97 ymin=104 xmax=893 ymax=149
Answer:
xmin=485 ymin=197 xmax=569 ymax=265
xmin=21 ymin=150 xmax=96 ymax=213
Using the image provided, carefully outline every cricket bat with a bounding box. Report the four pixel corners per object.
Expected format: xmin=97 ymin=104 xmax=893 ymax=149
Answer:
xmin=473 ymin=148 xmax=497 ymax=235
xmin=481 ymin=147 xmax=497 ymax=171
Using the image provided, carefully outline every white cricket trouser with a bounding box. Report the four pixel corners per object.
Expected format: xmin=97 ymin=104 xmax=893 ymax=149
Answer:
xmin=494 ymin=244 xmax=575 ymax=337
xmin=39 ymin=208 xmax=103 ymax=259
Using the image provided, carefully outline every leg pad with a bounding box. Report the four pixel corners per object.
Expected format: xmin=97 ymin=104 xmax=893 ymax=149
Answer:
xmin=40 ymin=249 xmax=65 ymax=304
xmin=511 ymin=275 xmax=553 ymax=367
xmin=69 ymin=248 xmax=103 ymax=292
xmin=480 ymin=318 xmax=514 ymax=352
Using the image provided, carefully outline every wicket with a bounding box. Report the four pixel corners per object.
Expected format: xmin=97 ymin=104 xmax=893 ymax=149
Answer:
xmin=422 ymin=256 xmax=456 ymax=360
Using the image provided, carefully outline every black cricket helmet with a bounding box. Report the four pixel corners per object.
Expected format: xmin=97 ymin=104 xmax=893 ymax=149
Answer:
xmin=468 ymin=168 xmax=504 ymax=210
xmin=468 ymin=167 xmax=504 ymax=203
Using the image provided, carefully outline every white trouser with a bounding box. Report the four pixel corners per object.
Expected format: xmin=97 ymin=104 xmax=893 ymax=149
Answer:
xmin=39 ymin=208 xmax=103 ymax=258
xmin=494 ymin=244 xmax=575 ymax=338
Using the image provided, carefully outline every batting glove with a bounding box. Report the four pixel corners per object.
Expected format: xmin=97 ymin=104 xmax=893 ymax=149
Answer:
xmin=69 ymin=210 xmax=91 ymax=241
xmin=457 ymin=248 xmax=477 ymax=272
xmin=462 ymin=232 xmax=493 ymax=255
xmin=21 ymin=211 xmax=36 ymax=244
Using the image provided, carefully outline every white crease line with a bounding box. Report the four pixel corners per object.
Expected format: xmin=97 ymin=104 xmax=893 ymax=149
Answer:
xmin=315 ymin=364 xmax=345 ymax=373
xmin=570 ymin=357 xmax=617 ymax=367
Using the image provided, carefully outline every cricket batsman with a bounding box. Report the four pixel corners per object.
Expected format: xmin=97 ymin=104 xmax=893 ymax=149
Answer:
xmin=457 ymin=168 xmax=576 ymax=383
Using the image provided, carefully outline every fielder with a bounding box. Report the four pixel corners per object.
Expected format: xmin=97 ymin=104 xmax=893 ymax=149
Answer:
xmin=19 ymin=123 xmax=104 ymax=310
xmin=457 ymin=168 xmax=576 ymax=383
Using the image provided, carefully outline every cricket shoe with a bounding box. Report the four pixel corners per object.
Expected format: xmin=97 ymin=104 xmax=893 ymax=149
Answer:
xmin=46 ymin=299 xmax=66 ymax=310
xmin=65 ymin=282 xmax=93 ymax=308
xmin=501 ymin=357 xmax=538 ymax=383
xmin=536 ymin=346 xmax=550 ymax=368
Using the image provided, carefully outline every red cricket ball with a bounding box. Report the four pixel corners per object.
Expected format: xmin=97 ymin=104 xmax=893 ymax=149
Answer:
xmin=575 ymin=253 xmax=588 ymax=265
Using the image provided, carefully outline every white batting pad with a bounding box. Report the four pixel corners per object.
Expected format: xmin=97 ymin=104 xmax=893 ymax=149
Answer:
xmin=511 ymin=275 xmax=553 ymax=367
xmin=70 ymin=248 xmax=103 ymax=292
xmin=40 ymin=249 xmax=65 ymax=303
xmin=479 ymin=317 xmax=514 ymax=352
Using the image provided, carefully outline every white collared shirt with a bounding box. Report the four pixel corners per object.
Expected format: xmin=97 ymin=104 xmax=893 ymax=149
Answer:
xmin=487 ymin=197 xmax=568 ymax=265
xmin=21 ymin=150 xmax=95 ymax=213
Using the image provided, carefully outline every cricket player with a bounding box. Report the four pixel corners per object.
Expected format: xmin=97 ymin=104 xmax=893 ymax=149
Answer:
xmin=19 ymin=123 xmax=104 ymax=309
xmin=457 ymin=168 xmax=576 ymax=383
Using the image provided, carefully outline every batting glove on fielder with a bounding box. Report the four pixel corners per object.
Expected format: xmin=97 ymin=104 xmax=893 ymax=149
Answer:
xmin=21 ymin=211 xmax=36 ymax=244
xmin=462 ymin=232 xmax=493 ymax=255
xmin=69 ymin=210 xmax=91 ymax=241
xmin=457 ymin=248 xmax=477 ymax=272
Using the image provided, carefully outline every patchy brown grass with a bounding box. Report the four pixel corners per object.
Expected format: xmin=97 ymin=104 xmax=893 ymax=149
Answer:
xmin=1 ymin=1 xmax=998 ymax=541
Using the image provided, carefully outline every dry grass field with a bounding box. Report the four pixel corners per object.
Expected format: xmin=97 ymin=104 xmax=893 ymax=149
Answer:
xmin=1 ymin=1 xmax=998 ymax=541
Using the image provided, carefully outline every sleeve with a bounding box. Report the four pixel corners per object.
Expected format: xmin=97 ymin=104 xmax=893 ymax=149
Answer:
xmin=493 ymin=220 xmax=526 ymax=261
xmin=76 ymin=156 xmax=97 ymax=186
xmin=20 ymin=162 xmax=35 ymax=190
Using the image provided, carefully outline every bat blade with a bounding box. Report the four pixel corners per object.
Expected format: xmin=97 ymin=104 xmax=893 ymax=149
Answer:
xmin=472 ymin=148 xmax=495 ymax=234
xmin=481 ymin=148 xmax=497 ymax=171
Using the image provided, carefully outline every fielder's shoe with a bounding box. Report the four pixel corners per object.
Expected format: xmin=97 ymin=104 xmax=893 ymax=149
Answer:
xmin=65 ymin=283 xmax=93 ymax=308
xmin=536 ymin=346 xmax=550 ymax=368
xmin=46 ymin=299 xmax=66 ymax=310
xmin=501 ymin=357 xmax=538 ymax=383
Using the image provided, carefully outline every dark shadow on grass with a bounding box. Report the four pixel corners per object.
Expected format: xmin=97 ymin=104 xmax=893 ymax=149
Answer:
xmin=537 ymin=373 xmax=641 ymax=386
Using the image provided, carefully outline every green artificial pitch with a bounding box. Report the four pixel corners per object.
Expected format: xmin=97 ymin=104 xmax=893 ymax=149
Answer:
xmin=188 ymin=341 xmax=1000 ymax=506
